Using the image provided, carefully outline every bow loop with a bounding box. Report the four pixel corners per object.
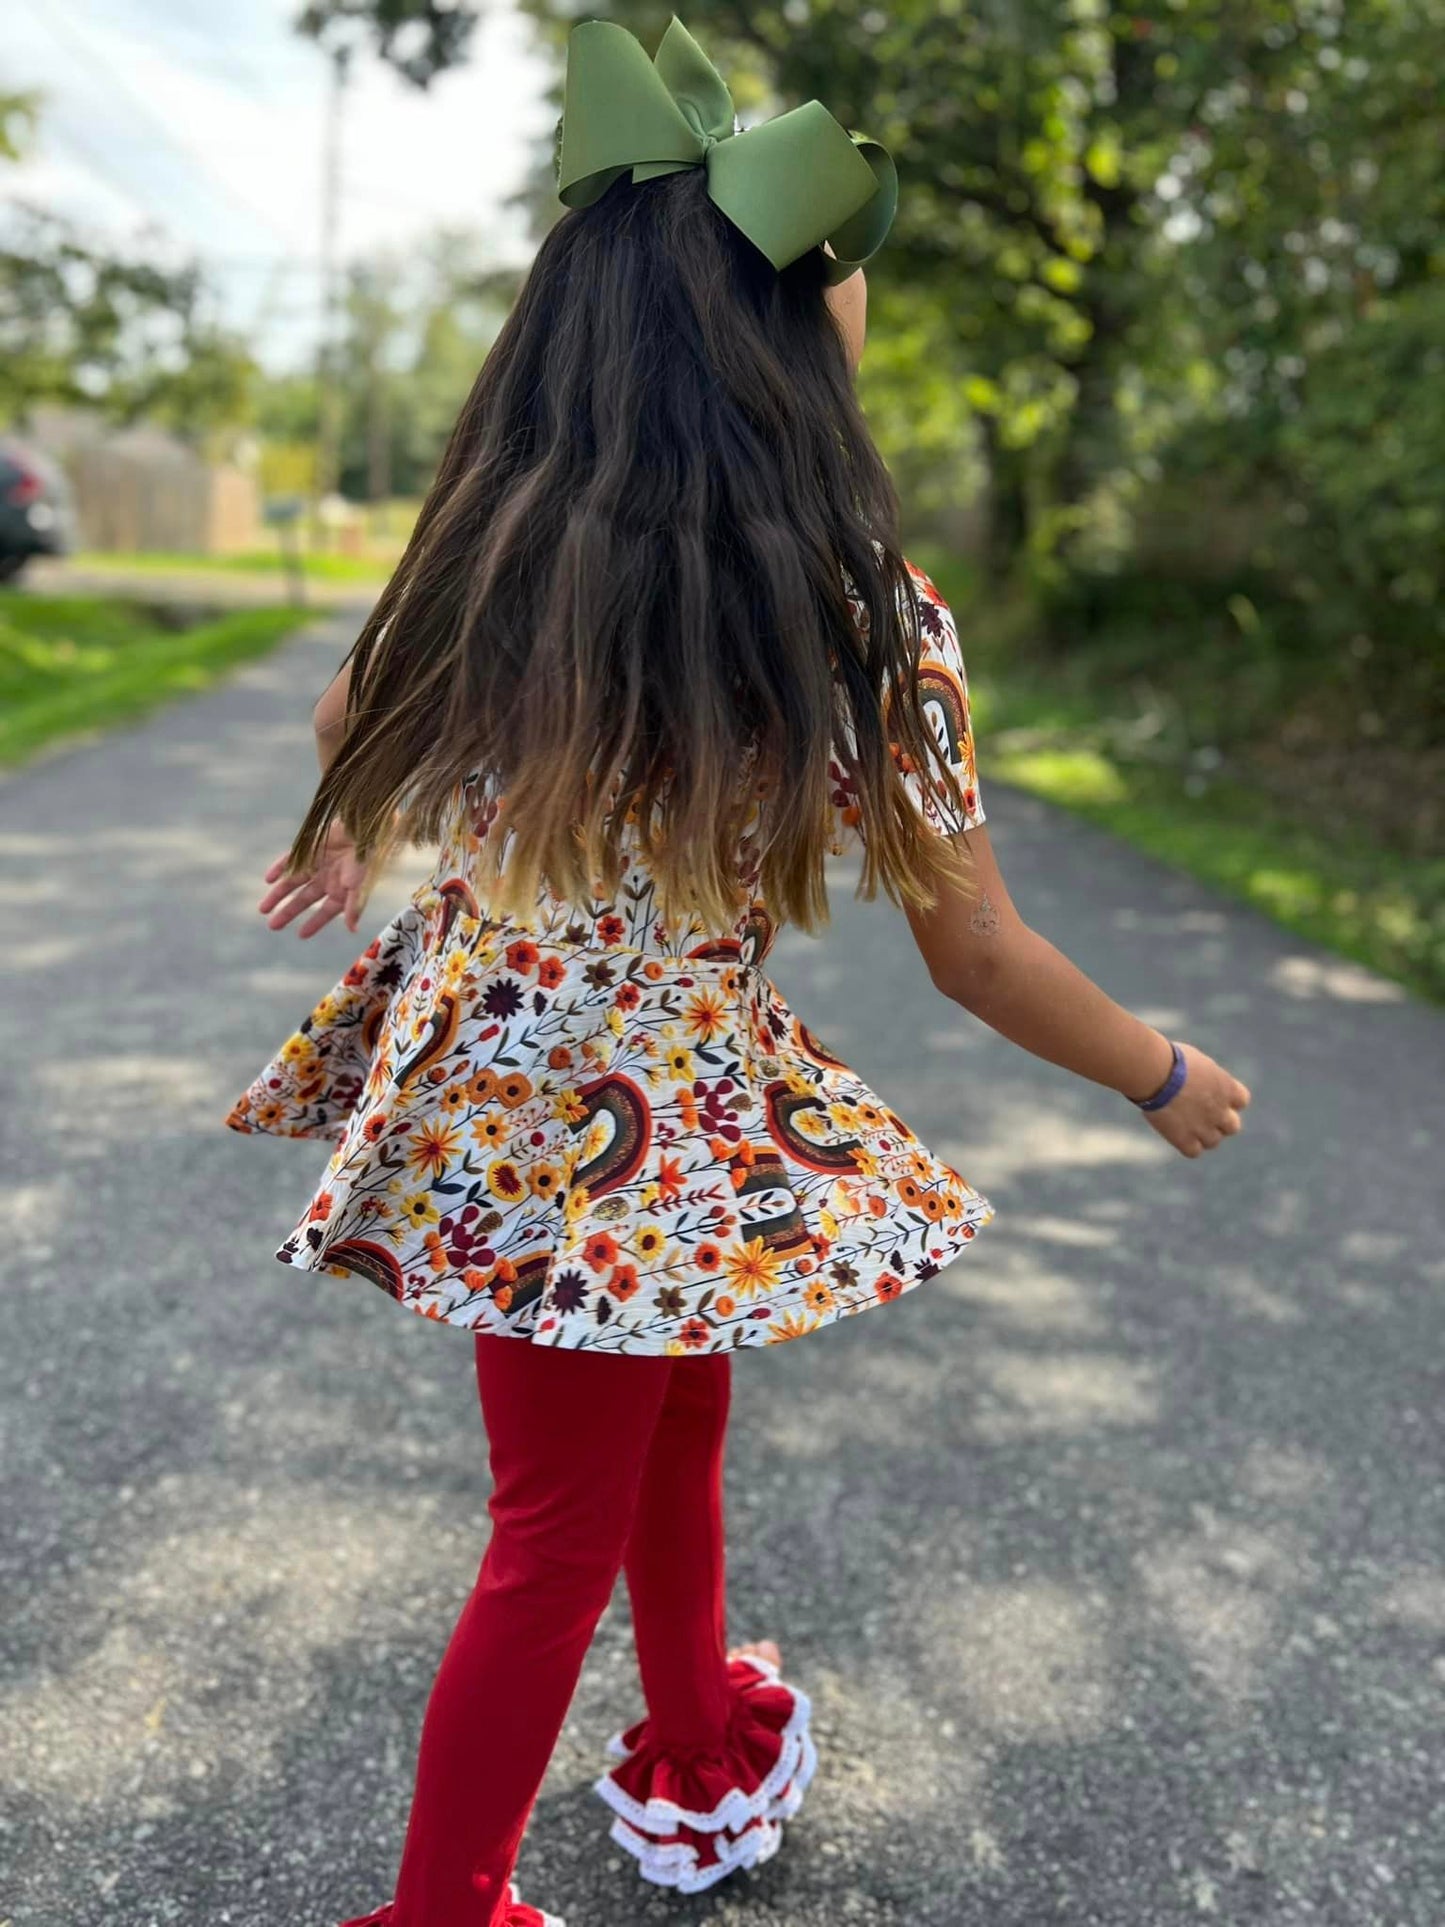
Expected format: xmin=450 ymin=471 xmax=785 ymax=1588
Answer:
xmin=556 ymin=15 xmax=895 ymax=282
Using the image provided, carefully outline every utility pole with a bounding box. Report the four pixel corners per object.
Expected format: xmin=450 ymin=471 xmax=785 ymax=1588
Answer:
xmin=314 ymin=41 xmax=350 ymax=513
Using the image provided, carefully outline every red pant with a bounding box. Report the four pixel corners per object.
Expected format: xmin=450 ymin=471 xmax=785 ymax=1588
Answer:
xmin=383 ymin=1335 xmax=733 ymax=1926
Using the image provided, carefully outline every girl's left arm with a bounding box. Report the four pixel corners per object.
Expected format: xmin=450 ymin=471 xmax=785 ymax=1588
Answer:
xmin=906 ymin=826 xmax=1250 ymax=1158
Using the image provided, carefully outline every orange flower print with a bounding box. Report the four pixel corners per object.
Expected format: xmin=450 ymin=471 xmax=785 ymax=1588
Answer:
xmin=424 ymin=1229 xmax=449 ymax=1273
xmin=616 ymin=980 xmax=642 ymax=1012
xmin=583 ymin=1232 xmax=620 ymax=1272
xmin=656 ymin=1155 xmax=685 ymax=1204
xmin=714 ymin=1294 xmax=736 ymax=1318
xmin=496 ymin=1072 xmax=534 ymax=1110
xmin=596 ymin=914 xmax=626 ymax=945
xmin=547 ymin=1045 xmax=573 ymax=1071
xmin=256 ymin=1100 xmax=287 ymax=1129
xmin=538 ymin=956 xmax=566 ymax=990
xmin=695 ymin=1242 xmax=722 ymax=1272
xmin=362 ymin=1111 xmax=388 ymax=1143
xmin=527 ymin=1163 xmax=563 ymax=1201
xmin=724 ymin=1237 xmax=783 ymax=1300
xmin=684 ymin=988 xmax=728 ymax=1042
xmin=467 ymin=1069 xmax=499 ymax=1106
xmin=308 ymin=1191 xmax=334 ymax=1222
xmin=874 ymin=1273 xmax=905 ymax=1303
xmin=505 ymin=939 xmax=539 ymax=973
xmin=803 ymin=1278 xmax=836 ymax=1316
xmin=920 ymin=1190 xmax=945 ymax=1221
xmin=409 ymin=1118 xmax=462 ymax=1179
xmin=678 ymin=1316 xmax=710 ymax=1349
xmin=896 ymin=1176 xmax=924 ymax=1209
xmin=609 ymin=1263 xmax=640 ymax=1301
xmin=471 ymin=1111 xmax=510 ymax=1149
xmin=487 ymin=1159 xmax=526 ymax=1202
xmin=769 ymin=1311 xmax=818 ymax=1343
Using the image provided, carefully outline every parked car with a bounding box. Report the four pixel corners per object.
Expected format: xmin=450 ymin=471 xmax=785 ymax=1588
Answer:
xmin=0 ymin=439 xmax=77 ymax=581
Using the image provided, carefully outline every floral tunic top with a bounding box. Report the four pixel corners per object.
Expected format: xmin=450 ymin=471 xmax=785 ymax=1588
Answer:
xmin=227 ymin=562 xmax=993 ymax=1354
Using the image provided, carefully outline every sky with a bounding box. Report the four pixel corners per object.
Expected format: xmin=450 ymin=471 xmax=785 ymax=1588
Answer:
xmin=5 ymin=0 xmax=554 ymax=369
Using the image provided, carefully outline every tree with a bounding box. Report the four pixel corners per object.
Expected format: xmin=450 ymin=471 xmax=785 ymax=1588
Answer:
xmin=291 ymin=0 xmax=1445 ymax=647
xmin=0 ymin=205 xmax=255 ymax=438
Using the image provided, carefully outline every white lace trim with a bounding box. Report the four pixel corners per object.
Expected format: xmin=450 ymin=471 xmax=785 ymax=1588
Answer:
xmin=594 ymin=1655 xmax=817 ymax=1888
xmin=506 ymin=1881 xmax=565 ymax=1927
xmin=606 ymin=1813 xmax=783 ymax=1895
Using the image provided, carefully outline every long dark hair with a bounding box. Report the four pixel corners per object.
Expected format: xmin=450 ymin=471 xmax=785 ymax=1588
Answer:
xmin=291 ymin=167 xmax=967 ymax=930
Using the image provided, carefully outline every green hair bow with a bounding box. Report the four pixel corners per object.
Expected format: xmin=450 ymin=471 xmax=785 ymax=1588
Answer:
xmin=556 ymin=15 xmax=897 ymax=284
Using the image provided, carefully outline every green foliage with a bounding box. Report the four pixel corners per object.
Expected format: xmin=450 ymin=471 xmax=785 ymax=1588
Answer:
xmin=0 ymin=207 xmax=256 ymax=437
xmin=314 ymin=0 xmax=1445 ymax=903
xmin=254 ymin=236 xmax=515 ymax=500
xmin=972 ymin=669 xmax=1445 ymax=1005
xmin=0 ymin=594 xmax=304 ymax=764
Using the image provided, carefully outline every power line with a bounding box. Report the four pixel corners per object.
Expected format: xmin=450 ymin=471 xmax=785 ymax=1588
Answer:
xmin=33 ymin=1 xmax=300 ymax=248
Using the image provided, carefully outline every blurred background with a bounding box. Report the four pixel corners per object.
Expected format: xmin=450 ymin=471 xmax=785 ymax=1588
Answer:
xmin=2 ymin=0 xmax=1441 ymax=998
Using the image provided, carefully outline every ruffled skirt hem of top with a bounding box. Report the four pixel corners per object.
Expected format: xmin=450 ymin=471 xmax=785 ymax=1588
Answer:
xmin=227 ymin=894 xmax=993 ymax=1353
xmin=594 ymin=1653 xmax=816 ymax=1893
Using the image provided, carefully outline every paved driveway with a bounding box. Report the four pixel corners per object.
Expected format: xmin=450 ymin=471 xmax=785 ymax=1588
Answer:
xmin=3 ymin=612 xmax=1442 ymax=1927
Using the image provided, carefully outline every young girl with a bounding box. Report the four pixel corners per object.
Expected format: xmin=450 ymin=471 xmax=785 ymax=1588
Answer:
xmin=229 ymin=20 xmax=1250 ymax=1926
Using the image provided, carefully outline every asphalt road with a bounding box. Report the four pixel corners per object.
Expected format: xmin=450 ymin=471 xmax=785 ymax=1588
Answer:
xmin=3 ymin=611 xmax=1443 ymax=1927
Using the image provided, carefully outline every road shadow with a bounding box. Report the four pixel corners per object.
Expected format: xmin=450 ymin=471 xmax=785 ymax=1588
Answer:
xmin=3 ymin=633 xmax=1443 ymax=1926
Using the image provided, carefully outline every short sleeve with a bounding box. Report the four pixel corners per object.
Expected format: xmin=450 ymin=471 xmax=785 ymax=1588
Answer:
xmin=898 ymin=563 xmax=984 ymax=836
xmin=829 ymin=563 xmax=984 ymax=852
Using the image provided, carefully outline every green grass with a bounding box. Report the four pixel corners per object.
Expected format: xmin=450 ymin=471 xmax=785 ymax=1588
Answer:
xmin=0 ymin=593 xmax=306 ymax=766
xmin=969 ymin=673 xmax=1445 ymax=1004
xmin=70 ymin=548 xmax=395 ymax=584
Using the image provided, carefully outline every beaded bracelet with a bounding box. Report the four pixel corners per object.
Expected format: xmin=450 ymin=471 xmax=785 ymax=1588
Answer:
xmin=1133 ymin=1039 xmax=1188 ymax=1112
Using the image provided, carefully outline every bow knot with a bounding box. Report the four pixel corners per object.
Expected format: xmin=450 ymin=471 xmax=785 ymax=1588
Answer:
xmin=556 ymin=16 xmax=897 ymax=284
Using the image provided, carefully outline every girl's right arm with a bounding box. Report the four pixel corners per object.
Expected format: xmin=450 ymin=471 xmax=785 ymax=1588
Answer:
xmin=257 ymin=658 xmax=371 ymax=939
xmin=906 ymin=827 xmax=1250 ymax=1157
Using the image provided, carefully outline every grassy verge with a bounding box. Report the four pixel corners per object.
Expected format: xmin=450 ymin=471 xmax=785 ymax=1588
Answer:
xmin=0 ymin=593 xmax=306 ymax=766
xmin=906 ymin=551 xmax=1443 ymax=1001
xmin=965 ymin=671 xmax=1444 ymax=1004
xmin=69 ymin=549 xmax=395 ymax=584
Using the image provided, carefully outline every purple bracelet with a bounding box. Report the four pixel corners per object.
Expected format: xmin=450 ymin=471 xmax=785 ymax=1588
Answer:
xmin=1133 ymin=1040 xmax=1188 ymax=1112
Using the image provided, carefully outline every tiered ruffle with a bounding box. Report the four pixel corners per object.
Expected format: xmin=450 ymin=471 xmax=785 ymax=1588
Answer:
xmin=594 ymin=1653 xmax=816 ymax=1893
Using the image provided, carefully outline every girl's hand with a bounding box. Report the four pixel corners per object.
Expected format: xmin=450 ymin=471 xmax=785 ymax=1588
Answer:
xmin=1141 ymin=1042 xmax=1251 ymax=1158
xmin=259 ymin=821 xmax=369 ymax=938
